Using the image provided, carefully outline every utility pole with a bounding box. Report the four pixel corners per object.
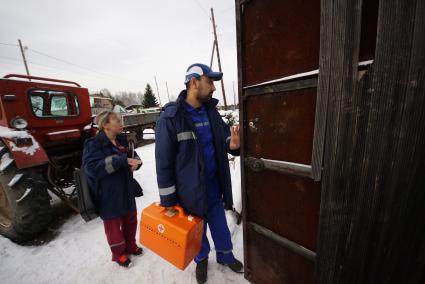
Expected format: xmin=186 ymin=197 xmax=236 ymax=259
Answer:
xmin=18 ymin=39 xmax=31 ymax=80
xmin=154 ymin=76 xmax=162 ymax=106
xmin=209 ymin=40 xmax=216 ymax=68
xmin=210 ymin=8 xmax=228 ymax=110
xmin=166 ymin=81 xmax=171 ymax=102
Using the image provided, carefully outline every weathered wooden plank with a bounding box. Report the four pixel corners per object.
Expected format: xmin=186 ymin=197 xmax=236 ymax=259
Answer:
xmin=314 ymin=0 xmax=364 ymax=282
xmin=316 ymin=0 xmax=425 ymax=283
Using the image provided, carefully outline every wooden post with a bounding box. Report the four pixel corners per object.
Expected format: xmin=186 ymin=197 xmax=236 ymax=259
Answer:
xmin=154 ymin=76 xmax=162 ymax=107
xmin=210 ymin=8 xmax=228 ymax=110
xmin=209 ymin=40 xmax=216 ymax=68
xmin=18 ymin=39 xmax=30 ymax=80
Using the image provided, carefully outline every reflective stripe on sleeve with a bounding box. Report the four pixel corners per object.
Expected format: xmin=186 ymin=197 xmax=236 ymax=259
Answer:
xmin=159 ymin=185 xmax=176 ymax=196
xmin=105 ymin=155 xmax=118 ymax=174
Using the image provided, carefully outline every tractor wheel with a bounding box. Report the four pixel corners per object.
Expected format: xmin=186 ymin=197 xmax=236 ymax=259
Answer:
xmin=135 ymin=128 xmax=144 ymax=143
xmin=0 ymin=147 xmax=52 ymax=243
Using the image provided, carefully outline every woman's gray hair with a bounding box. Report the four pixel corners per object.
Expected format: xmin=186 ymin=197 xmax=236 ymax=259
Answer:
xmin=95 ymin=111 xmax=121 ymax=132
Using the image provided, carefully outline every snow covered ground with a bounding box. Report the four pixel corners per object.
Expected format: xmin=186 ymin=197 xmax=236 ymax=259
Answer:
xmin=0 ymin=133 xmax=248 ymax=284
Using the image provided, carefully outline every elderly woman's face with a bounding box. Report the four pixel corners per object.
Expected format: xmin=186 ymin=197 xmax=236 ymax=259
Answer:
xmin=104 ymin=114 xmax=123 ymax=134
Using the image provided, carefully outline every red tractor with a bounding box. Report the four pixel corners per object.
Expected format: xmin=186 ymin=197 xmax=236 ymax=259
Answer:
xmin=0 ymin=74 xmax=101 ymax=242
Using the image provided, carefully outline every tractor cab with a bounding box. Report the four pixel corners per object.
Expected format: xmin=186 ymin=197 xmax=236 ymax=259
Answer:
xmin=0 ymin=74 xmax=93 ymax=150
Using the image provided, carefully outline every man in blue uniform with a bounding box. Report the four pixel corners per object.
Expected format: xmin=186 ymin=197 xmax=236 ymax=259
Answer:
xmin=155 ymin=63 xmax=243 ymax=283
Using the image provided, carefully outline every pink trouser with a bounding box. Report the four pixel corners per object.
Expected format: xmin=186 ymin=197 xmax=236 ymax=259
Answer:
xmin=103 ymin=210 xmax=138 ymax=261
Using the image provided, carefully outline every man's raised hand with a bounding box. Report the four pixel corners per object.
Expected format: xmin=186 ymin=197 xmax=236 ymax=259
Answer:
xmin=229 ymin=125 xmax=240 ymax=150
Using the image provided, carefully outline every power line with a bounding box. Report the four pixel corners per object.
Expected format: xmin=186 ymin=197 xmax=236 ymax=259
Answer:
xmin=0 ymin=59 xmax=20 ymax=67
xmin=28 ymin=48 xmax=114 ymax=78
xmin=1 ymin=41 xmax=116 ymax=78
xmin=0 ymin=56 xmax=124 ymax=83
xmin=0 ymin=42 xmax=19 ymax=47
xmin=192 ymin=0 xmax=211 ymax=20
xmin=216 ymin=5 xmax=235 ymax=14
xmin=26 ymin=47 xmax=152 ymax=87
xmin=0 ymin=55 xmax=100 ymax=77
xmin=0 ymin=56 xmax=21 ymax=62
xmin=1 ymin=41 xmax=156 ymax=90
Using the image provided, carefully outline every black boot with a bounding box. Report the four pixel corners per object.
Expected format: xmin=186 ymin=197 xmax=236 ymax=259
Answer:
xmin=129 ymin=247 xmax=144 ymax=256
xmin=196 ymin=258 xmax=208 ymax=284
xmin=219 ymin=258 xmax=243 ymax=273
xmin=115 ymin=255 xmax=132 ymax=268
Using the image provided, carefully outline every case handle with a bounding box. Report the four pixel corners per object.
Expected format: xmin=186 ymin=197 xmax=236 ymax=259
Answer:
xmin=157 ymin=203 xmax=187 ymax=218
xmin=172 ymin=205 xmax=186 ymax=218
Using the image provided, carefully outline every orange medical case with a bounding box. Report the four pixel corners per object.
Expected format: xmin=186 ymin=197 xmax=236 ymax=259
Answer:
xmin=139 ymin=202 xmax=204 ymax=270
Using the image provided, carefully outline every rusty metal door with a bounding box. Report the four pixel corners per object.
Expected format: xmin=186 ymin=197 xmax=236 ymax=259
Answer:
xmin=236 ymin=1 xmax=323 ymax=283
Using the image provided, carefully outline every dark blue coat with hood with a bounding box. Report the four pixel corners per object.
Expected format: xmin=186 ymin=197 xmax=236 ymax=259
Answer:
xmin=82 ymin=131 xmax=142 ymax=220
xmin=155 ymin=90 xmax=240 ymax=218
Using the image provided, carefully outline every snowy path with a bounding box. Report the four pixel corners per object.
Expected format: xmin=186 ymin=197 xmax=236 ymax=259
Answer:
xmin=0 ymin=141 xmax=248 ymax=284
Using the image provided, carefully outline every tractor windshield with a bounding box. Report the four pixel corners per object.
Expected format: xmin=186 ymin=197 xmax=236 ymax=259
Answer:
xmin=28 ymin=90 xmax=80 ymax=117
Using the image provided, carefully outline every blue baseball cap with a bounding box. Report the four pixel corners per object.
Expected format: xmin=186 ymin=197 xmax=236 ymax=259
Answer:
xmin=184 ymin=63 xmax=223 ymax=84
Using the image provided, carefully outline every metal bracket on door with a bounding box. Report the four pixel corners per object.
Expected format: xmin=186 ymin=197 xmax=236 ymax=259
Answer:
xmin=248 ymin=222 xmax=316 ymax=262
xmin=245 ymin=156 xmax=313 ymax=179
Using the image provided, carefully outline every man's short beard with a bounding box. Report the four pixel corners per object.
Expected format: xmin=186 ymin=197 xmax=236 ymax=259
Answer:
xmin=197 ymin=93 xmax=213 ymax=103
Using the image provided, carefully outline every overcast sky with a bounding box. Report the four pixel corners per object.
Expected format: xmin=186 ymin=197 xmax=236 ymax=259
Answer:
xmin=0 ymin=0 xmax=238 ymax=106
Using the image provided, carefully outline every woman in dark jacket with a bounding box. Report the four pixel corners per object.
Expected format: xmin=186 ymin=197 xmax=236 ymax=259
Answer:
xmin=82 ymin=111 xmax=144 ymax=267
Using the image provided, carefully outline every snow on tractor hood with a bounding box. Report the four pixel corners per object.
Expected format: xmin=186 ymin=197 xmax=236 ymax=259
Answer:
xmin=0 ymin=126 xmax=40 ymax=156
xmin=0 ymin=126 xmax=32 ymax=139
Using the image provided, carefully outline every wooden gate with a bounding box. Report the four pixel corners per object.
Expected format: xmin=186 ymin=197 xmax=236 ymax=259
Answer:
xmin=236 ymin=1 xmax=321 ymax=283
